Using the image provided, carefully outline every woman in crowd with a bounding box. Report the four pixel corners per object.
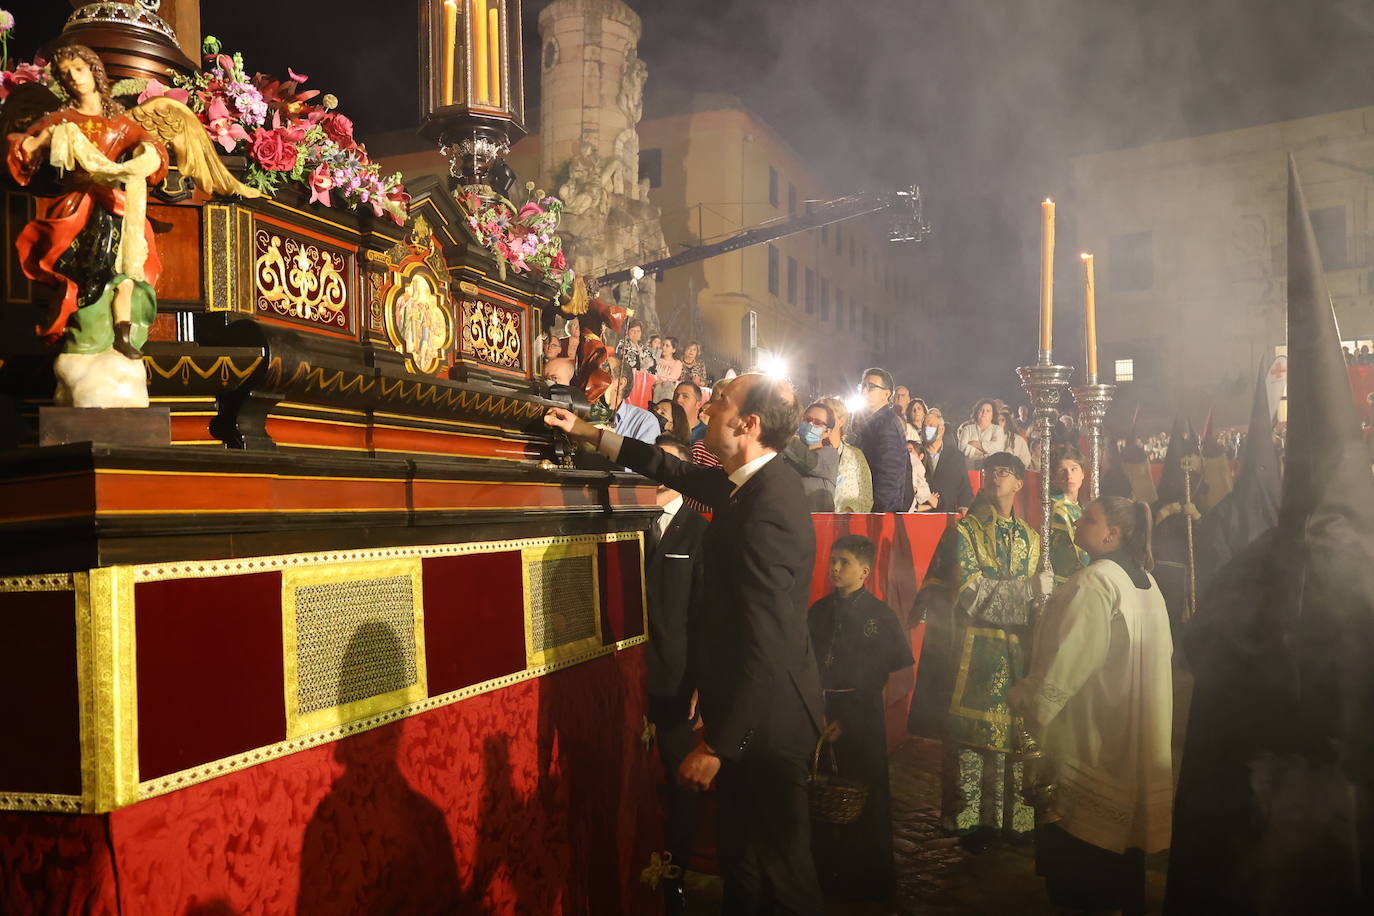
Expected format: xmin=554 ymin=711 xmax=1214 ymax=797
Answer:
xmin=999 ymin=406 xmax=1033 ymax=467
xmin=1049 ymin=445 xmax=1091 ymax=583
xmin=680 ymin=340 xmax=708 ymax=386
xmin=820 ymin=396 xmax=873 ymax=513
xmin=652 ymin=399 xmax=690 ymax=446
xmin=615 ymin=318 xmax=655 ymax=374
xmin=1009 ymin=497 xmax=1174 ymax=916
xmin=905 ymin=398 xmax=929 ymax=443
xmin=906 ymin=436 xmax=938 ymax=511
xmin=783 ymin=401 xmax=840 ymax=511
xmin=956 ymin=398 xmax=1008 ymax=467
xmin=652 ymin=336 xmax=683 ymax=402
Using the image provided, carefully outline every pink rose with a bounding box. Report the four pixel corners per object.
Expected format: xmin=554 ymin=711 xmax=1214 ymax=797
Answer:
xmin=320 ymin=112 xmax=355 ymax=148
xmin=249 ymin=128 xmax=297 ymax=172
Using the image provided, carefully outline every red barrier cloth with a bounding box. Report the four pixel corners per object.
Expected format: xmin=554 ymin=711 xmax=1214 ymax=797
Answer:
xmin=1350 ymin=365 xmax=1374 ymax=421
xmin=626 ymin=370 xmax=656 ymax=409
xmin=808 ymin=513 xmax=955 ymax=752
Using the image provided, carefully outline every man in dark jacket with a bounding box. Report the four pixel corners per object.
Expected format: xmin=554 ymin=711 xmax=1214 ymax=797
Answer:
xmin=923 ymin=407 xmax=973 ymax=512
xmin=854 ymin=367 xmax=914 ymax=512
xmin=645 ymin=435 xmax=709 ymax=914
xmin=545 ymin=373 xmax=825 ymax=915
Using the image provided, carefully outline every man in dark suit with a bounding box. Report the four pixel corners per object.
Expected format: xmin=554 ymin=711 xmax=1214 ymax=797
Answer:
xmin=853 ymin=366 xmax=914 ymax=512
xmin=645 ymin=435 xmax=709 ymax=914
xmin=923 ymin=406 xmax=973 ymax=511
xmin=546 ymin=373 xmax=825 ymax=915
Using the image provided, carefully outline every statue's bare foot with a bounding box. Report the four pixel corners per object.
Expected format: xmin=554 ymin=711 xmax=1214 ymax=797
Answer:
xmin=113 ymin=321 xmax=143 ymax=360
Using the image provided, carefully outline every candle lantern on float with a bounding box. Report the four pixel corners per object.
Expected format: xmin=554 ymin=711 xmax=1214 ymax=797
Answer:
xmin=419 ymin=0 xmax=525 ymax=200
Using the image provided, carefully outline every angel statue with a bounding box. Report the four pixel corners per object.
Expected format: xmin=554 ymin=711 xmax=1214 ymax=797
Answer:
xmin=5 ymin=44 xmax=259 ymax=408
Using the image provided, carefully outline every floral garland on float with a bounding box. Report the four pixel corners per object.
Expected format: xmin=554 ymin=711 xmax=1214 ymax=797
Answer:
xmin=459 ymin=184 xmax=578 ymax=301
xmin=0 ymin=32 xmax=408 ymax=226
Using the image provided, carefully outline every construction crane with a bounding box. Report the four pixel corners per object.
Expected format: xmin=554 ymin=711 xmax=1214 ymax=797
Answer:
xmin=593 ymin=186 xmax=930 ymax=289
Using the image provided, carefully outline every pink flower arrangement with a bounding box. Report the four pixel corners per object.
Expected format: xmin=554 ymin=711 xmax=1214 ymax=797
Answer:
xmin=169 ymin=36 xmax=406 ymax=225
xmin=462 ymin=187 xmax=575 ymax=296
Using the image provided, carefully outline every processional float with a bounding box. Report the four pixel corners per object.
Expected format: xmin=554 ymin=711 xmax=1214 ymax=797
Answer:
xmin=0 ymin=3 xmax=664 ymax=912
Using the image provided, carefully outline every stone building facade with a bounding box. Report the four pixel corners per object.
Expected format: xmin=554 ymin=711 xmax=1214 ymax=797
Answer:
xmin=1073 ymin=108 xmax=1374 ymax=428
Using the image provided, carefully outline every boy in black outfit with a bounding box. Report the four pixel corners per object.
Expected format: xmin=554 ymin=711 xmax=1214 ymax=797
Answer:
xmin=807 ymin=534 xmax=915 ymax=902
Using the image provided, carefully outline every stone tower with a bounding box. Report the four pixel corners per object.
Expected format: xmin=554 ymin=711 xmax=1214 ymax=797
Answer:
xmin=538 ymin=0 xmax=665 ymax=330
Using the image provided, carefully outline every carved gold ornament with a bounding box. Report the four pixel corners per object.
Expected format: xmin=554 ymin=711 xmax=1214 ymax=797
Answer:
xmin=463 ymin=299 xmax=523 ymax=369
xmin=255 ymin=230 xmax=349 ymax=328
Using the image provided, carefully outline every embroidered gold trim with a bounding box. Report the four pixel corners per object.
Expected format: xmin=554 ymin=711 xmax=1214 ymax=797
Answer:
xmin=75 ymin=567 xmax=139 ymax=812
xmin=0 ymin=573 xmax=75 ymax=592
xmin=0 ymin=791 xmax=84 ymax=813
xmin=130 ymin=533 xmax=643 ymax=583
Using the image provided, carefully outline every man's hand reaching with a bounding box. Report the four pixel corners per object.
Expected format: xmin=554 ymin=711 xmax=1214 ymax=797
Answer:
xmin=544 ymin=407 xmax=598 ymax=444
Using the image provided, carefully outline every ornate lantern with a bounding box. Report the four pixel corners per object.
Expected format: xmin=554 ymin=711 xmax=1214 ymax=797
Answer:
xmin=419 ymin=0 xmax=525 ymax=197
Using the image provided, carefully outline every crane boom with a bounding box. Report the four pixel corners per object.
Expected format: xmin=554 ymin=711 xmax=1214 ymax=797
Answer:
xmin=594 ymin=186 xmax=929 ymax=289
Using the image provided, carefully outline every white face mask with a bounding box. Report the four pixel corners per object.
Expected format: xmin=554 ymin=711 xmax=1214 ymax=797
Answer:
xmin=924 ymin=425 xmax=939 ymax=443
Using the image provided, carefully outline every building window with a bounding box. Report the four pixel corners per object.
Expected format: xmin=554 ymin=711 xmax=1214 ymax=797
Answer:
xmin=821 ymin=224 xmax=829 ymax=244
xmin=638 ymin=149 xmax=662 ymax=189
xmin=1309 ymin=206 xmax=1348 ymax=270
xmin=1114 ymin=358 xmax=1134 ymax=382
xmin=804 ymin=267 xmax=815 ymax=313
xmin=835 ymin=224 xmax=843 ymax=256
xmin=768 ymin=245 xmax=779 ymax=295
xmin=835 ymin=290 xmax=844 ymax=326
xmin=769 ymin=167 xmax=779 ymax=208
xmin=788 ymin=184 xmax=797 ymax=216
xmin=849 ymin=237 xmax=856 ymax=266
xmin=1109 ymin=231 xmax=1153 ymax=292
xmin=820 ymin=278 xmax=830 ymax=320
xmin=787 ymin=256 xmax=798 ymax=305
xmin=850 ymin=303 xmax=858 ymax=333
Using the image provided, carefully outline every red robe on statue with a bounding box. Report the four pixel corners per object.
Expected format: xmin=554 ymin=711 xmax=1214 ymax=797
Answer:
xmin=7 ymin=108 xmax=168 ymax=342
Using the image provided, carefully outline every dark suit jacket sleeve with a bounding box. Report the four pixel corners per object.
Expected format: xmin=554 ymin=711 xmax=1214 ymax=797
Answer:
xmin=860 ymin=409 xmax=909 ymax=512
xmin=618 ymin=436 xmax=734 ymax=509
xmin=704 ymin=498 xmax=808 ymax=760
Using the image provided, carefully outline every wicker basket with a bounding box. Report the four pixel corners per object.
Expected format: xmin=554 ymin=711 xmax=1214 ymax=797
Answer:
xmin=806 ymin=734 xmax=868 ymax=825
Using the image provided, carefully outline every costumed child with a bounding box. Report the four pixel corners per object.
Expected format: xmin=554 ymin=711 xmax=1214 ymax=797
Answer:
xmin=807 ymin=534 xmax=914 ymax=902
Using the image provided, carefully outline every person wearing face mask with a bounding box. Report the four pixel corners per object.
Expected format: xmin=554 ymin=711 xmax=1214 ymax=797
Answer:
xmin=782 ymin=401 xmax=839 ymax=512
xmin=821 ymin=397 xmax=873 ymax=514
xmin=924 ymin=407 xmax=973 ymax=512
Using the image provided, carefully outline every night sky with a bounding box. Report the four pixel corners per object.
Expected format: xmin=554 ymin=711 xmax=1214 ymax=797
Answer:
xmin=13 ymin=1 xmax=1374 ymax=405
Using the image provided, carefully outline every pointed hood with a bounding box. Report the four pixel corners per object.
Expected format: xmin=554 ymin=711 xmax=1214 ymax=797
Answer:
xmin=1166 ymin=157 xmax=1374 ymax=912
xmin=1199 ymin=408 xmax=1224 ymax=458
xmin=1195 ymin=361 xmax=1281 ymax=582
xmin=1120 ymin=403 xmax=1158 ymax=502
xmin=1153 ymin=415 xmax=1191 ymax=508
xmin=1120 ymin=403 xmax=1146 ymax=461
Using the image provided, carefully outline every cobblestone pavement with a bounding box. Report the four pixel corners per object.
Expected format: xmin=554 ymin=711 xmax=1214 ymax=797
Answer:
xmin=685 ymin=737 xmax=1168 ymax=914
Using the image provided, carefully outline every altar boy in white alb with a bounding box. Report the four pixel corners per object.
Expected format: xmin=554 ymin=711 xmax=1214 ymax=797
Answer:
xmin=1010 ymin=496 xmax=1174 ymax=916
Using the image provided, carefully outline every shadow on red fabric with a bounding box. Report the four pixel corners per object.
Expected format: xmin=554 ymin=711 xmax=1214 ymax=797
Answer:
xmin=296 ymin=622 xmax=466 ymax=915
xmin=537 ymin=656 xmax=631 ymax=915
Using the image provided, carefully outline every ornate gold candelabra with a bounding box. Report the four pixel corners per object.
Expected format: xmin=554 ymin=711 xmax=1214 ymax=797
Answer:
xmin=1070 ymin=380 xmax=1116 ymax=501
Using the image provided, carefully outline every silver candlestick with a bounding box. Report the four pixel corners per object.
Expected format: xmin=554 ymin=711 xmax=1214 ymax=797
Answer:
xmin=1018 ymin=363 xmax=1074 ymax=578
xmin=1071 ymin=381 xmax=1117 ymax=502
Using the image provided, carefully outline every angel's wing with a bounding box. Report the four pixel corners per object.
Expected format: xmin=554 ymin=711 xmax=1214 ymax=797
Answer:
xmin=128 ymin=96 xmax=262 ymax=199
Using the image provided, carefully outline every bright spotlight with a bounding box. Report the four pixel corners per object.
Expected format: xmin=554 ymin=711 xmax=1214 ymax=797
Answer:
xmin=845 ymin=394 xmax=866 ymax=415
xmin=756 ymin=349 xmax=788 ymax=379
